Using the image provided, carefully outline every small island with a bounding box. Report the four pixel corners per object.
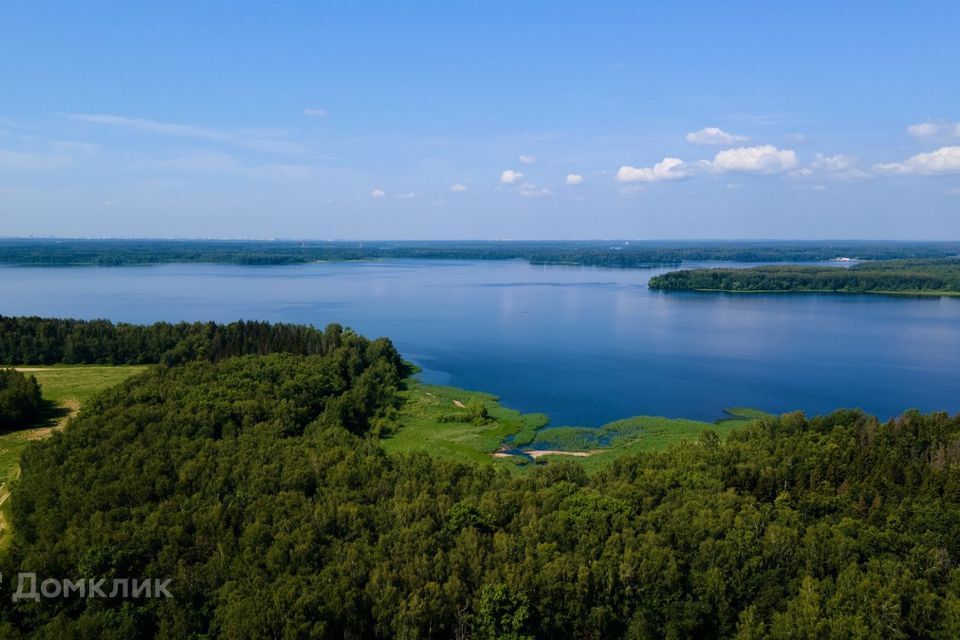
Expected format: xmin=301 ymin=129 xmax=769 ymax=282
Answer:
xmin=648 ymin=258 xmax=960 ymax=295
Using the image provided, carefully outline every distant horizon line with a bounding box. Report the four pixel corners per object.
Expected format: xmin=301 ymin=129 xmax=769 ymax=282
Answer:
xmin=3 ymin=237 xmax=960 ymax=244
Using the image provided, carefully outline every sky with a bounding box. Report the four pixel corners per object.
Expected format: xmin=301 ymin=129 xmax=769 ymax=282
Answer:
xmin=1 ymin=1 xmax=959 ymax=240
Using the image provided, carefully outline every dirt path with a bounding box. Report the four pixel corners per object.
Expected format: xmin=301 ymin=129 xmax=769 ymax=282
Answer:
xmin=27 ymin=399 xmax=81 ymax=440
xmin=0 ymin=399 xmax=80 ymax=538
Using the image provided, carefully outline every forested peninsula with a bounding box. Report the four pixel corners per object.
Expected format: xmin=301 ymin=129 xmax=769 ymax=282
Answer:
xmin=649 ymin=258 xmax=960 ymax=295
xmin=2 ymin=239 xmax=960 ymax=267
xmin=0 ymin=317 xmax=959 ymax=637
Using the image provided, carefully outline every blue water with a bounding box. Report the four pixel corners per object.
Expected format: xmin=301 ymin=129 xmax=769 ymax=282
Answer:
xmin=2 ymin=260 xmax=959 ymax=425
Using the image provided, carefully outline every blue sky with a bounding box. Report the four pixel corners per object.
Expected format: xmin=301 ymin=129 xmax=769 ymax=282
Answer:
xmin=1 ymin=1 xmax=959 ymax=239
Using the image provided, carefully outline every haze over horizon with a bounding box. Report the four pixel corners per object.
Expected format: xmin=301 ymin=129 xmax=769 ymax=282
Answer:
xmin=2 ymin=2 xmax=959 ymax=240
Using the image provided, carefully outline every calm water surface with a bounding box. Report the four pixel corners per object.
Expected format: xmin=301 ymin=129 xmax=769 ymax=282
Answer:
xmin=2 ymin=260 xmax=959 ymax=425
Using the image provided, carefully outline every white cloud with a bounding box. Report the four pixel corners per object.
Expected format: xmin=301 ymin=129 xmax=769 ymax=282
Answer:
xmin=449 ymin=183 xmax=467 ymax=193
xmin=519 ymin=155 xmax=537 ymax=164
xmin=616 ymin=145 xmax=797 ymax=186
xmin=501 ymin=169 xmax=523 ymax=184
xmin=64 ymin=113 xmax=306 ymax=155
xmin=711 ymin=145 xmax=797 ymax=174
xmin=371 ymin=188 xmax=386 ymax=198
xmin=303 ymin=108 xmax=328 ymax=118
xmin=565 ymin=173 xmax=584 ymax=186
xmin=617 ymin=157 xmax=690 ymax=182
xmin=947 ymin=187 xmax=960 ymax=195
xmin=791 ymin=153 xmax=868 ymax=181
xmin=726 ymin=182 xmax=742 ymax=190
xmin=618 ymin=184 xmax=646 ymax=195
xmin=816 ymin=154 xmax=858 ymax=172
xmin=785 ymin=133 xmax=807 ymax=144
xmin=907 ymin=122 xmax=941 ymax=137
xmin=685 ymin=127 xmax=748 ymax=146
xmin=395 ymin=192 xmax=417 ymax=199
xmin=518 ymin=182 xmax=550 ymax=197
xmin=906 ymin=121 xmax=960 ymax=138
xmin=818 ymin=153 xmax=868 ymax=179
xmin=874 ymin=146 xmax=960 ymax=175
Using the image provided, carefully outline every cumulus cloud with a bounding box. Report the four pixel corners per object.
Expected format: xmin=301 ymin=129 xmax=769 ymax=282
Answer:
xmin=518 ymin=182 xmax=550 ymax=197
xmin=501 ymin=169 xmax=523 ymax=184
xmin=685 ymin=127 xmax=748 ymax=146
xmin=617 ymin=157 xmax=690 ymax=182
xmin=711 ymin=145 xmax=797 ymax=174
xmin=303 ymin=108 xmax=328 ymax=118
xmin=449 ymin=183 xmax=467 ymax=193
xmin=815 ymin=154 xmax=857 ymax=172
xmin=875 ymin=146 xmax=960 ymax=175
xmin=906 ymin=121 xmax=960 ymax=138
xmin=519 ymin=155 xmax=537 ymax=164
xmin=565 ymin=173 xmax=584 ymax=186
xmin=371 ymin=188 xmax=386 ymax=198
xmin=791 ymin=153 xmax=869 ymax=181
xmin=616 ymin=145 xmax=797 ymax=186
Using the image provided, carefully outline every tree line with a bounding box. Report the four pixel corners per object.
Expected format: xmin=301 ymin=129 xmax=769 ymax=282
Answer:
xmin=2 ymin=239 xmax=959 ymax=268
xmin=0 ymin=368 xmax=43 ymax=432
xmin=0 ymin=316 xmax=383 ymax=367
xmin=648 ymin=259 xmax=960 ymax=294
xmin=0 ymin=320 xmax=958 ymax=637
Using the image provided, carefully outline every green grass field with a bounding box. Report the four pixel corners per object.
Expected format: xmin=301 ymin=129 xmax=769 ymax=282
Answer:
xmin=382 ymin=380 xmax=549 ymax=469
xmin=532 ymin=411 xmax=768 ymax=472
xmin=0 ymin=365 xmax=148 ymax=545
xmin=386 ymin=379 xmax=773 ymax=472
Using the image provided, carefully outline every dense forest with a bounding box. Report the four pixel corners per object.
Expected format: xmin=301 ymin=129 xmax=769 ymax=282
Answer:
xmin=0 ymin=320 xmax=959 ymax=638
xmin=1 ymin=239 xmax=959 ymax=268
xmin=649 ymin=259 xmax=960 ymax=294
xmin=0 ymin=368 xmax=43 ymax=432
xmin=0 ymin=316 xmax=366 ymax=366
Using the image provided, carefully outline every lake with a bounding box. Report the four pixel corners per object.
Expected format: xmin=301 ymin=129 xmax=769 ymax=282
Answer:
xmin=2 ymin=260 xmax=959 ymax=425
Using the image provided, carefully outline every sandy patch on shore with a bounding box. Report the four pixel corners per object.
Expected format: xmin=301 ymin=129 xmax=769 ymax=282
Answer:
xmin=453 ymin=400 xmax=466 ymax=408
xmin=493 ymin=449 xmax=598 ymax=460
xmin=527 ymin=450 xmax=596 ymax=459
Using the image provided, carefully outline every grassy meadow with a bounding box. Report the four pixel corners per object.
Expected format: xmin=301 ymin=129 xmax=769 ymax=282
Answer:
xmin=387 ymin=379 xmax=772 ymax=472
xmin=382 ymin=380 xmax=549 ymax=469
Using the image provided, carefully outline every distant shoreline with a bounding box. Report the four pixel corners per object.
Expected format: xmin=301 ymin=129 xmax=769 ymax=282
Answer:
xmin=2 ymin=238 xmax=959 ymax=268
xmin=648 ymin=259 xmax=960 ymax=296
